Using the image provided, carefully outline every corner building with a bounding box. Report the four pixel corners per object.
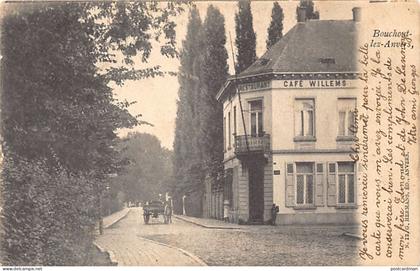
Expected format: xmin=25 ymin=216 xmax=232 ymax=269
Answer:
xmin=214 ymin=8 xmax=361 ymax=224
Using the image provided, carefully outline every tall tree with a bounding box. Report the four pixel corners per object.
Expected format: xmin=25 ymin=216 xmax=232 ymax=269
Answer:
xmin=199 ymin=4 xmax=228 ymax=196
xmin=116 ymin=133 xmax=173 ymax=203
xmin=174 ymin=5 xmax=229 ymax=217
xmin=296 ymin=0 xmax=320 ymax=20
xmin=266 ymin=2 xmax=284 ymax=50
xmin=234 ymin=0 xmax=257 ymax=74
xmin=173 ymin=6 xmax=205 ymax=216
xmin=1 ymin=2 xmax=183 ymax=265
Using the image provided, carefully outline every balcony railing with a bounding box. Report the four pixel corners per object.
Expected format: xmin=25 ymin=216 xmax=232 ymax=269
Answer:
xmin=234 ymin=134 xmax=270 ymax=156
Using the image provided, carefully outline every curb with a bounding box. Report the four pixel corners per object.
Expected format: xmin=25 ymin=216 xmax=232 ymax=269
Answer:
xmin=342 ymin=232 xmax=362 ymax=239
xmin=138 ymin=236 xmax=207 ymax=266
xmin=104 ymin=208 xmax=131 ymax=229
xmin=93 ymin=241 xmax=118 ymax=266
xmin=173 ymin=215 xmax=241 ymax=230
xmin=94 ymin=208 xmax=131 ymax=266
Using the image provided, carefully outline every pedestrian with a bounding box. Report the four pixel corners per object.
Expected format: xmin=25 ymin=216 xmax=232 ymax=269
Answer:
xmin=164 ymin=200 xmax=172 ymax=224
xmin=271 ymin=204 xmax=279 ymax=225
xmin=167 ymin=203 xmax=172 ymax=224
xmin=223 ymin=200 xmax=229 ymax=222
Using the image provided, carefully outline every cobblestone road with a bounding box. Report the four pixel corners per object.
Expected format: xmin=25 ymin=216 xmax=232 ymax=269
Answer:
xmin=97 ymin=207 xmax=360 ymax=266
xmin=94 ymin=208 xmax=205 ymax=266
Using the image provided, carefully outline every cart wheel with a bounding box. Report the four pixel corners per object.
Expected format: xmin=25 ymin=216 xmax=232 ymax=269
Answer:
xmin=144 ymin=214 xmax=150 ymax=224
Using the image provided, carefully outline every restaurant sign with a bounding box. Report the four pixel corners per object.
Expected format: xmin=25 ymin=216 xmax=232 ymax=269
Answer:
xmin=238 ymin=81 xmax=271 ymax=92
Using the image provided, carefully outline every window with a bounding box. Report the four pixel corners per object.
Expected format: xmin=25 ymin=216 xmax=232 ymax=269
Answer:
xmin=295 ymin=99 xmax=315 ymax=138
xmin=249 ymin=100 xmax=263 ymax=136
xmin=223 ymin=116 xmax=226 ymax=151
xmin=320 ymin=58 xmax=336 ymax=64
xmin=329 ymin=163 xmax=336 ymax=173
xmin=316 ymin=163 xmax=324 ymax=173
xmin=287 ymin=163 xmax=294 ymax=174
xmin=296 ymin=162 xmax=314 ymax=205
xmin=224 ymin=169 xmax=233 ymax=206
xmin=338 ymin=98 xmax=356 ymax=137
xmin=337 ymin=162 xmax=355 ymax=204
xmin=228 ymin=111 xmax=231 ymax=149
xmin=233 ymin=106 xmax=237 ymax=136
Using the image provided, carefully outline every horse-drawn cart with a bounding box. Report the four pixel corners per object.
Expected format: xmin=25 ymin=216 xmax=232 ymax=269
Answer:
xmin=142 ymin=200 xmax=172 ymax=224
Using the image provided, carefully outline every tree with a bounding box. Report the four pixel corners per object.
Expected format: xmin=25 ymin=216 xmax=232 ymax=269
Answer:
xmin=296 ymin=0 xmax=320 ymax=20
xmin=234 ymin=0 xmax=257 ymax=74
xmin=173 ymin=5 xmax=228 ymax=217
xmin=172 ymin=6 xmax=206 ymax=216
xmin=199 ymin=4 xmax=228 ymax=196
xmin=266 ymin=2 xmax=284 ymax=50
xmin=116 ymin=133 xmax=173 ymax=203
xmin=1 ymin=2 xmax=183 ymax=265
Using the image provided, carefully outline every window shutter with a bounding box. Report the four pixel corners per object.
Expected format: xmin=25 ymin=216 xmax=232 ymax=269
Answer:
xmin=285 ymin=163 xmax=295 ymax=207
xmin=353 ymin=163 xmax=359 ymax=206
xmin=327 ymin=162 xmax=337 ymax=206
xmin=315 ymin=163 xmax=324 ymax=206
xmin=294 ymin=111 xmax=301 ymax=136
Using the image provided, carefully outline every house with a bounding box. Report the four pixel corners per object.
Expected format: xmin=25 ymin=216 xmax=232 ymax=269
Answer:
xmin=210 ymin=7 xmax=361 ymax=224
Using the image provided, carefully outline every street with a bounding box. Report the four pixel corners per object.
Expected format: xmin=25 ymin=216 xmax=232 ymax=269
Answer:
xmin=94 ymin=208 xmax=205 ymax=266
xmin=95 ymin=207 xmax=360 ymax=266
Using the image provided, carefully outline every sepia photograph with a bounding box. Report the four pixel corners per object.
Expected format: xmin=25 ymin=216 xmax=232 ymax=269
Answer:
xmin=0 ymin=0 xmax=418 ymax=268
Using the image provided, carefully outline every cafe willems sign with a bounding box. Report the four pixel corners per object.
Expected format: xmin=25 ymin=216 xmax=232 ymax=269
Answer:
xmin=280 ymin=79 xmax=349 ymax=88
xmin=238 ymin=79 xmax=356 ymax=92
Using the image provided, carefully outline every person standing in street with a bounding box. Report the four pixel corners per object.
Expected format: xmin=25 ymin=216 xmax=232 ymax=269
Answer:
xmin=271 ymin=204 xmax=279 ymax=225
xmin=163 ymin=198 xmax=172 ymax=224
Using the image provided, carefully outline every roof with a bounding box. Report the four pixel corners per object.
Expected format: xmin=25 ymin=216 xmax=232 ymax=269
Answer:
xmin=217 ymin=19 xmax=359 ymax=101
xmin=241 ymin=20 xmax=359 ymax=76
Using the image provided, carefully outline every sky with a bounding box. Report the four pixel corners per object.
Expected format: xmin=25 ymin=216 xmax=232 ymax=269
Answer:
xmin=113 ymin=1 xmax=361 ymax=150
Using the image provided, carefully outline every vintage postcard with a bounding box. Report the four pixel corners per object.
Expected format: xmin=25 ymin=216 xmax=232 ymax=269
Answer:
xmin=0 ymin=0 xmax=419 ymax=269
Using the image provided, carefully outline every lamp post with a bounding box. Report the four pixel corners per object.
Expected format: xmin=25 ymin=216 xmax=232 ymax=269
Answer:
xmin=99 ymin=195 xmax=104 ymax=235
xmin=182 ymin=195 xmax=186 ymax=216
xmin=99 ymin=174 xmax=115 ymax=235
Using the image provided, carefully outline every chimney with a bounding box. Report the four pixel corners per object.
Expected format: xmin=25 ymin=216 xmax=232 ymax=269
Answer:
xmin=352 ymin=7 xmax=361 ymax=22
xmin=297 ymin=7 xmax=307 ymax=23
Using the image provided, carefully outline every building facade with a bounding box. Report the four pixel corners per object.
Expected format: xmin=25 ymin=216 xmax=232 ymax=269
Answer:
xmin=213 ymin=8 xmax=361 ymax=225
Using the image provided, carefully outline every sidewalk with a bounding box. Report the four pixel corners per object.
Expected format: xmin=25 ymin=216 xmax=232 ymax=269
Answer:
xmin=94 ymin=208 xmax=131 ymax=234
xmin=174 ymin=215 xmax=360 ymax=237
xmin=103 ymin=208 xmax=131 ymax=229
xmin=342 ymin=227 xmax=362 ymax=239
xmin=173 ymin=215 xmax=244 ymax=230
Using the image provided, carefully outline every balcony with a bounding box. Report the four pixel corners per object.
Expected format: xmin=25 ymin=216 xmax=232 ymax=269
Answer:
xmin=234 ymin=134 xmax=271 ymax=157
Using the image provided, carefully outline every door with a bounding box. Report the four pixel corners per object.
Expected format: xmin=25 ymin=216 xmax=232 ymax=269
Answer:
xmin=248 ymin=160 xmax=264 ymax=222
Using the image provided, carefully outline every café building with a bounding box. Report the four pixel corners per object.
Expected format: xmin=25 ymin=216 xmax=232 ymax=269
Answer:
xmin=212 ymin=8 xmax=361 ymax=224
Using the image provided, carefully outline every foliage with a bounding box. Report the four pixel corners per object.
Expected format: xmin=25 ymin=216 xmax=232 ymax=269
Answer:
xmin=296 ymin=0 xmax=320 ymax=20
xmin=0 ymin=2 xmax=183 ymax=265
xmin=172 ymin=5 xmax=228 ymax=217
xmin=116 ymin=133 xmax=173 ymax=203
xmin=234 ymin=0 xmax=256 ymax=74
xmin=172 ymin=6 xmax=206 ymax=216
xmin=266 ymin=2 xmax=284 ymax=50
xmin=1 ymin=157 xmax=97 ymax=265
xmin=199 ymin=5 xmax=228 ymax=189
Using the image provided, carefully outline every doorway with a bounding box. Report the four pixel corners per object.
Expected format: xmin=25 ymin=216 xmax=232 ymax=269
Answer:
xmin=248 ymin=160 xmax=264 ymax=223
